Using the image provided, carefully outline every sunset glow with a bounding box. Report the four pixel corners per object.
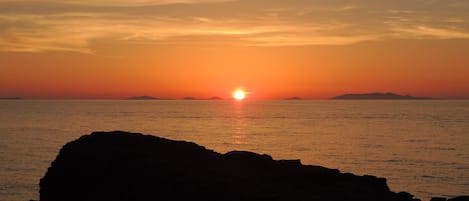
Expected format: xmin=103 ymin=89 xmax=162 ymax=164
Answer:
xmin=0 ymin=0 xmax=469 ymax=99
xmin=233 ymin=89 xmax=246 ymax=101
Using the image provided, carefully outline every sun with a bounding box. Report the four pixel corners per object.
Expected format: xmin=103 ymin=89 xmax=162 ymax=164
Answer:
xmin=233 ymin=89 xmax=246 ymax=101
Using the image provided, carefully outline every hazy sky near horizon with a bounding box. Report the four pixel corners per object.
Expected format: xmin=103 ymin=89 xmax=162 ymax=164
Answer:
xmin=1 ymin=0 xmax=469 ymax=99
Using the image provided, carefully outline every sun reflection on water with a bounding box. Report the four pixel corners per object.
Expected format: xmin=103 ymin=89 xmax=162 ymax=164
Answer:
xmin=232 ymin=101 xmax=246 ymax=145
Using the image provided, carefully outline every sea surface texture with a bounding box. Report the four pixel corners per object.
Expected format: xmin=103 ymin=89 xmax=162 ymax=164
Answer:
xmin=0 ymin=100 xmax=468 ymax=201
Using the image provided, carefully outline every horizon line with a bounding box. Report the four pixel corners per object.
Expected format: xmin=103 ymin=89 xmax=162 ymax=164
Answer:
xmin=2 ymin=97 xmax=468 ymax=101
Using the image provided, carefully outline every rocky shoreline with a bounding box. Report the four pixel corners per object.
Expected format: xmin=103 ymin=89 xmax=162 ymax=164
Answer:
xmin=38 ymin=131 xmax=467 ymax=201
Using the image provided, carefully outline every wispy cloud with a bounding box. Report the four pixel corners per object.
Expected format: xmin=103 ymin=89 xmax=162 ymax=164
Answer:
xmin=245 ymin=34 xmax=381 ymax=46
xmin=0 ymin=0 xmax=468 ymax=53
xmin=393 ymin=26 xmax=469 ymax=39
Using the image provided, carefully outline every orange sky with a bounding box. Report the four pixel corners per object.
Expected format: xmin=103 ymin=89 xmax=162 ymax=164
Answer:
xmin=1 ymin=0 xmax=469 ymax=99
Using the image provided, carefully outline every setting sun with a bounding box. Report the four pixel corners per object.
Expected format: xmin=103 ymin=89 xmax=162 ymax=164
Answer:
xmin=233 ymin=89 xmax=246 ymax=101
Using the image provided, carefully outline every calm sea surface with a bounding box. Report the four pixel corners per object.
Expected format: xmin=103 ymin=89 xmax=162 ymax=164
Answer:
xmin=0 ymin=100 xmax=468 ymax=200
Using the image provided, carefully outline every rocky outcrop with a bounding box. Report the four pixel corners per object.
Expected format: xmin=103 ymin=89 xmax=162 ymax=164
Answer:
xmin=40 ymin=131 xmax=423 ymax=201
xmin=431 ymin=196 xmax=469 ymax=201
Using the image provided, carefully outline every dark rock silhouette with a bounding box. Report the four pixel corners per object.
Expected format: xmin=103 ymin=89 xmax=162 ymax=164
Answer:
xmin=431 ymin=196 xmax=469 ymax=201
xmin=331 ymin=92 xmax=432 ymax=100
xmin=431 ymin=197 xmax=448 ymax=201
xmin=448 ymin=196 xmax=469 ymax=201
xmin=284 ymin=97 xmax=303 ymax=100
xmin=40 ymin=131 xmax=423 ymax=201
xmin=127 ymin=96 xmax=159 ymax=100
xmin=207 ymin=96 xmax=223 ymax=100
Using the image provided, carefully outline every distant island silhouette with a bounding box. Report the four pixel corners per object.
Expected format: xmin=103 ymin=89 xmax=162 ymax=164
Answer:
xmin=38 ymin=131 xmax=468 ymax=201
xmin=331 ymin=93 xmax=432 ymax=100
xmin=284 ymin=96 xmax=303 ymax=100
xmin=207 ymin=96 xmax=223 ymax=100
xmin=183 ymin=96 xmax=196 ymax=100
xmin=127 ymin=96 xmax=160 ymax=100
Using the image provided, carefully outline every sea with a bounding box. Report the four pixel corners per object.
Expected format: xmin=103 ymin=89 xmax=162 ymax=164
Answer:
xmin=0 ymin=100 xmax=468 ymax=201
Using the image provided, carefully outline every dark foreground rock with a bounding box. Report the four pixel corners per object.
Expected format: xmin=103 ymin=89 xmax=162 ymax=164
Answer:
xmin=432 ymin=196 xmax=469 ymax=201
xmin=40 ymin=131 xmax=422 ymax=201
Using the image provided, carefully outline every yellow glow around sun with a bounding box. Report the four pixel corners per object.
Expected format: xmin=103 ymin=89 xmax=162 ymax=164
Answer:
xmin=233 ymin=89 xmax=246 ymax=101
